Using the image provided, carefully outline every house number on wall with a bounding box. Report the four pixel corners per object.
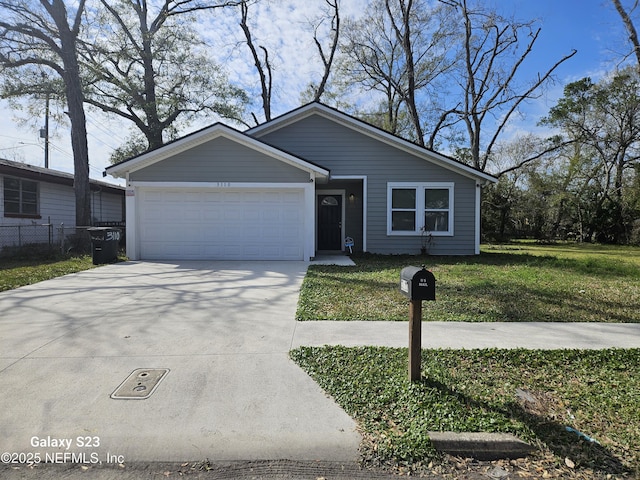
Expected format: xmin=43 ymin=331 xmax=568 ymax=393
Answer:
xmin=216 ymin=182 xmax=231 ymax=187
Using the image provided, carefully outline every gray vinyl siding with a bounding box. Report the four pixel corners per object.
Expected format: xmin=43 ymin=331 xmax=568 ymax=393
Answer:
xmin=257 ymin=114 xmax=478 ymax=255
xmin=129 ymin=136 xmax=310 ymax=183
xmin=1 ymin=177 xmax=124 ymax=249
xmin=0 ymin=180 xmax=124 ymax=226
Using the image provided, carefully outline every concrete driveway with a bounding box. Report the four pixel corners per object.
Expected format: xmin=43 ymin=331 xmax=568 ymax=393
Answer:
xmin=0 ymin=261 xmax=361 ymax=465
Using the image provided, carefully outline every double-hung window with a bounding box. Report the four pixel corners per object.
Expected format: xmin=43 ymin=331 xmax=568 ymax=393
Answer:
xmin=388 ymin=182 xmax=453 ymax=236
xmin=3 ymin=177 xmax=39 ymax=217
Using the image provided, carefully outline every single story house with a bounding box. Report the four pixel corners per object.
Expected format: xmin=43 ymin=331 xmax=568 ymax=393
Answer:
xmin=1 ymin=158 xmax=125 ymax=250
xmin=105 ymin=103 xmax=497 ymax=261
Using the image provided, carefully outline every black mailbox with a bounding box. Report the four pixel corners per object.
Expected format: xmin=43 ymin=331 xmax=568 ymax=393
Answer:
xmin=400 ymin=265 xmax=436 ymax=301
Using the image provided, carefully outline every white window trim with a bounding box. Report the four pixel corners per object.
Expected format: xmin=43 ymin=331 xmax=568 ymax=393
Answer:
xmin=387 ymin=182 xmax=454 ymax=236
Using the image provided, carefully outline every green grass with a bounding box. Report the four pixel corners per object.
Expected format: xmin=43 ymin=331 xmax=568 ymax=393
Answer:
xmin=291 ymin=346 xmax=640 ymax=477
xmin=0 ymin=255 xmax=98 ymax=292
xmin=297 ymin=242 xmax=640 ymax=322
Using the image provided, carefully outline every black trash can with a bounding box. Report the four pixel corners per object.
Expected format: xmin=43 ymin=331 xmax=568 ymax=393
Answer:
xmin=88 ymin=227 xmax=121 ymax=265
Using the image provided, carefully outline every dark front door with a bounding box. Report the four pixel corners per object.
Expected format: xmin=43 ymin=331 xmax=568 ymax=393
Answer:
xmin=317 ymin=194 xmax=342 ymax=250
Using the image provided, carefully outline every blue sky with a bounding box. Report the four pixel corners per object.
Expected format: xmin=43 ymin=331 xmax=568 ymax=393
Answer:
xmin=0 ymin=0 xmax=633 ymax=183
xmin=513 ymin=0 xmax=626 ymax=81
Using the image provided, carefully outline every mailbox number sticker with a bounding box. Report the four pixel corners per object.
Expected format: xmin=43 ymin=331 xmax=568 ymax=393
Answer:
xmin=106 ymin=231 xmax=121 ymax=242
xmin=400 ymin=279 xmax=409 ymax=293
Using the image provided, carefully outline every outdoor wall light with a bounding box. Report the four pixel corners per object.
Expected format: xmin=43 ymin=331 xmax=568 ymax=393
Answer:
xmin=349 ymin=193 xmax=356 ymax=203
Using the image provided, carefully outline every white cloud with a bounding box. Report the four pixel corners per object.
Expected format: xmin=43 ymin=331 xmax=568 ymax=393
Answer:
xmin=200 ymin=0 xmax=369 ymax=119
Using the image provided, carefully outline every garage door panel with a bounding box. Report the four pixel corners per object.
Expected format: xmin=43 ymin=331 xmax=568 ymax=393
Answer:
xmin=179 ymin=210 xmax=202 ymax=222
xmin=202 ymin=205 xmax=223 ymax=221
xmin=241 ymin=191 xmax=261 ymax=202
xmin=138 ymin=188 xmax=304 ymax=260
xmin=224 ymin=206 xmax=242 ymax=220
xmin=260 ymin=226 xmax=280 ymax=241
xmin=243 ymin=209 xmax=261 ymax=221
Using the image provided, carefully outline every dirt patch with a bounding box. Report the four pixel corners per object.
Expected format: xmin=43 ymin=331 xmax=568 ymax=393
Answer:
xmin=1 ymin=456 xmax=634 ymax=479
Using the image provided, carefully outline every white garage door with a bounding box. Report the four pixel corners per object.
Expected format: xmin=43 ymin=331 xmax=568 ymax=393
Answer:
xmin=138 ymin=188 xmax=305 ymax=260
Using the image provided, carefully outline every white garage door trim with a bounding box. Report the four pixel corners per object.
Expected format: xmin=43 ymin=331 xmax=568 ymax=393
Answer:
xmin=127 ymin=183 xmax=314 ymax=261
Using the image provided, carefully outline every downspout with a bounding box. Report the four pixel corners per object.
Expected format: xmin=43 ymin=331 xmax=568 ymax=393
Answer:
xmin=475 ymin=182 xmax=482 ymax=255
xmin=125 ymin=172 xmax=138 ymax=260
xmin=306 ymin=173 xmax=317 ymax=261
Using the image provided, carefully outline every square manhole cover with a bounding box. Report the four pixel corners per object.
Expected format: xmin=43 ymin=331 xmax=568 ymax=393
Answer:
xmin=111 ymin=368 xmax=169 ymax=400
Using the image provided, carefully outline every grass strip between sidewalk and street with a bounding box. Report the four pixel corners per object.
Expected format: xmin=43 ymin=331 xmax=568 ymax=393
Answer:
xmin=296 ymin=242 xmax=640 ymax=322
xmin=290 ymin=346 xmax=640 ymax=478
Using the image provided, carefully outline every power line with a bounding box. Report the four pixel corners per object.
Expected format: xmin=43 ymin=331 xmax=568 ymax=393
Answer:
xmin=85 ymin=112 xmax=123 ymax=150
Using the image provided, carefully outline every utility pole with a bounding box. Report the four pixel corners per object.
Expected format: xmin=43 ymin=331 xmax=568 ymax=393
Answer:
xmin=40 ymin=72 xmax=50 ymax=168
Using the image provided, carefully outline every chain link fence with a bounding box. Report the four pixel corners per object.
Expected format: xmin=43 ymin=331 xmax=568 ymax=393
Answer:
xmin=0 ymin=222 xmax=125 ymax=258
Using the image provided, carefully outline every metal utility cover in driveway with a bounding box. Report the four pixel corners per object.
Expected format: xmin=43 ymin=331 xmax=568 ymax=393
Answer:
xmin=111 ymin=368 xmax=169 ymax=400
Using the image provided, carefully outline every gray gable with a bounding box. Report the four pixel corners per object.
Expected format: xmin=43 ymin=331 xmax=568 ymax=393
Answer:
xmin=129 ymin=136 xmax=311 ymax=183
xmin=105 ymin=123 xmax=329 ymax=182
xmin=254 ymin=113 xmax=468 ymax=182
xmin=249 ymin=103 xmax=497 ymax=185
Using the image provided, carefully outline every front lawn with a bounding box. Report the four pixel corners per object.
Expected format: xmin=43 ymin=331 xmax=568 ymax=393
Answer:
xmin=291 ymin=346 xmax=640 ymax=478
xmin=296 ymin=242 xmax=640 ymax=322
xmin=0 ymin=255 xmax=97 ymax=292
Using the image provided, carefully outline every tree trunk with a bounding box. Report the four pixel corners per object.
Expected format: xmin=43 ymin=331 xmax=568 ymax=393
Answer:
xmin=240 ymin=1 xmax=272 ymax=122
xmin=313 ymin=0 xmax=340 ymax=102
xmin=386 ymin=0 xmax=424 ymax=145
xmin=46 ymin=0 xmax=91 ymax=227
xmin=612 ymin=0 xmax=640 ymax=73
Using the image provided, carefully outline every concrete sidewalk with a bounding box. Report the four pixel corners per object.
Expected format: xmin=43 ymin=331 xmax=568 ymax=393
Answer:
xmin=292 ymin=320 xmax=640 ymax=350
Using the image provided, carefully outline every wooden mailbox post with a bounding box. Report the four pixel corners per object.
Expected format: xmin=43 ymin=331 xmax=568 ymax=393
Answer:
xmin=400 ymin=266 xmax=436 ymax=382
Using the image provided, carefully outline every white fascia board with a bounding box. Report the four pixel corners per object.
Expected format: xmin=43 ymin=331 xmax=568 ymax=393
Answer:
xmin=105 ymin=123 xmax=329 ymax=181
xmin=129 ymin=181 xmax=312 ymax=189
xmin=249 ymin=103 xmax=498 ymax=185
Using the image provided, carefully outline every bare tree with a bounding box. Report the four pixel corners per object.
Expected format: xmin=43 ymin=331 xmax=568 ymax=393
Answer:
xmin=311 ymin=0 xmax=340 ymax=102
xmin=385 ymin=0 xmax=424 ymax=144
xmin=338 ymin=6 xmax=406 ymax=134
xmin=612 ymin=0 xmax=640 ymax=72
xmin=239 ymin=0 xmax=272 ymax=123
xmin=338 ymin=0 xmax=456 ymax=141
xmin=435 ymin=0 xmax=576 ymax=171
xmin=0 ymin=0 xmax=91 ymax=226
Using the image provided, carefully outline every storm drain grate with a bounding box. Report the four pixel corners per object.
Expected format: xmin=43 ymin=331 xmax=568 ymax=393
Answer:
xmin=111 ymin=368 xmax=170 ymax=400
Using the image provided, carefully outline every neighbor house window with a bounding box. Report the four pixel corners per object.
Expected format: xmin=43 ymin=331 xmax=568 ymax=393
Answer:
xmin=387 ymin=182 xmax=453 ymax=235
xmin=3 ymin=177 xmax=39 ymax=217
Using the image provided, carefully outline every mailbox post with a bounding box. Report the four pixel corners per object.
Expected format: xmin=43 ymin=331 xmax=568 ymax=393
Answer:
xmin=400 ymin=266 xmax=436 ymax=382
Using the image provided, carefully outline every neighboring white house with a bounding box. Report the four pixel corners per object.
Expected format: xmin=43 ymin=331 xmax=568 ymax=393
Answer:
xmin=105 ymin=103 xmax=497 ymax=261
xmin=1 ymin=158 xmax=125 ymax=252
